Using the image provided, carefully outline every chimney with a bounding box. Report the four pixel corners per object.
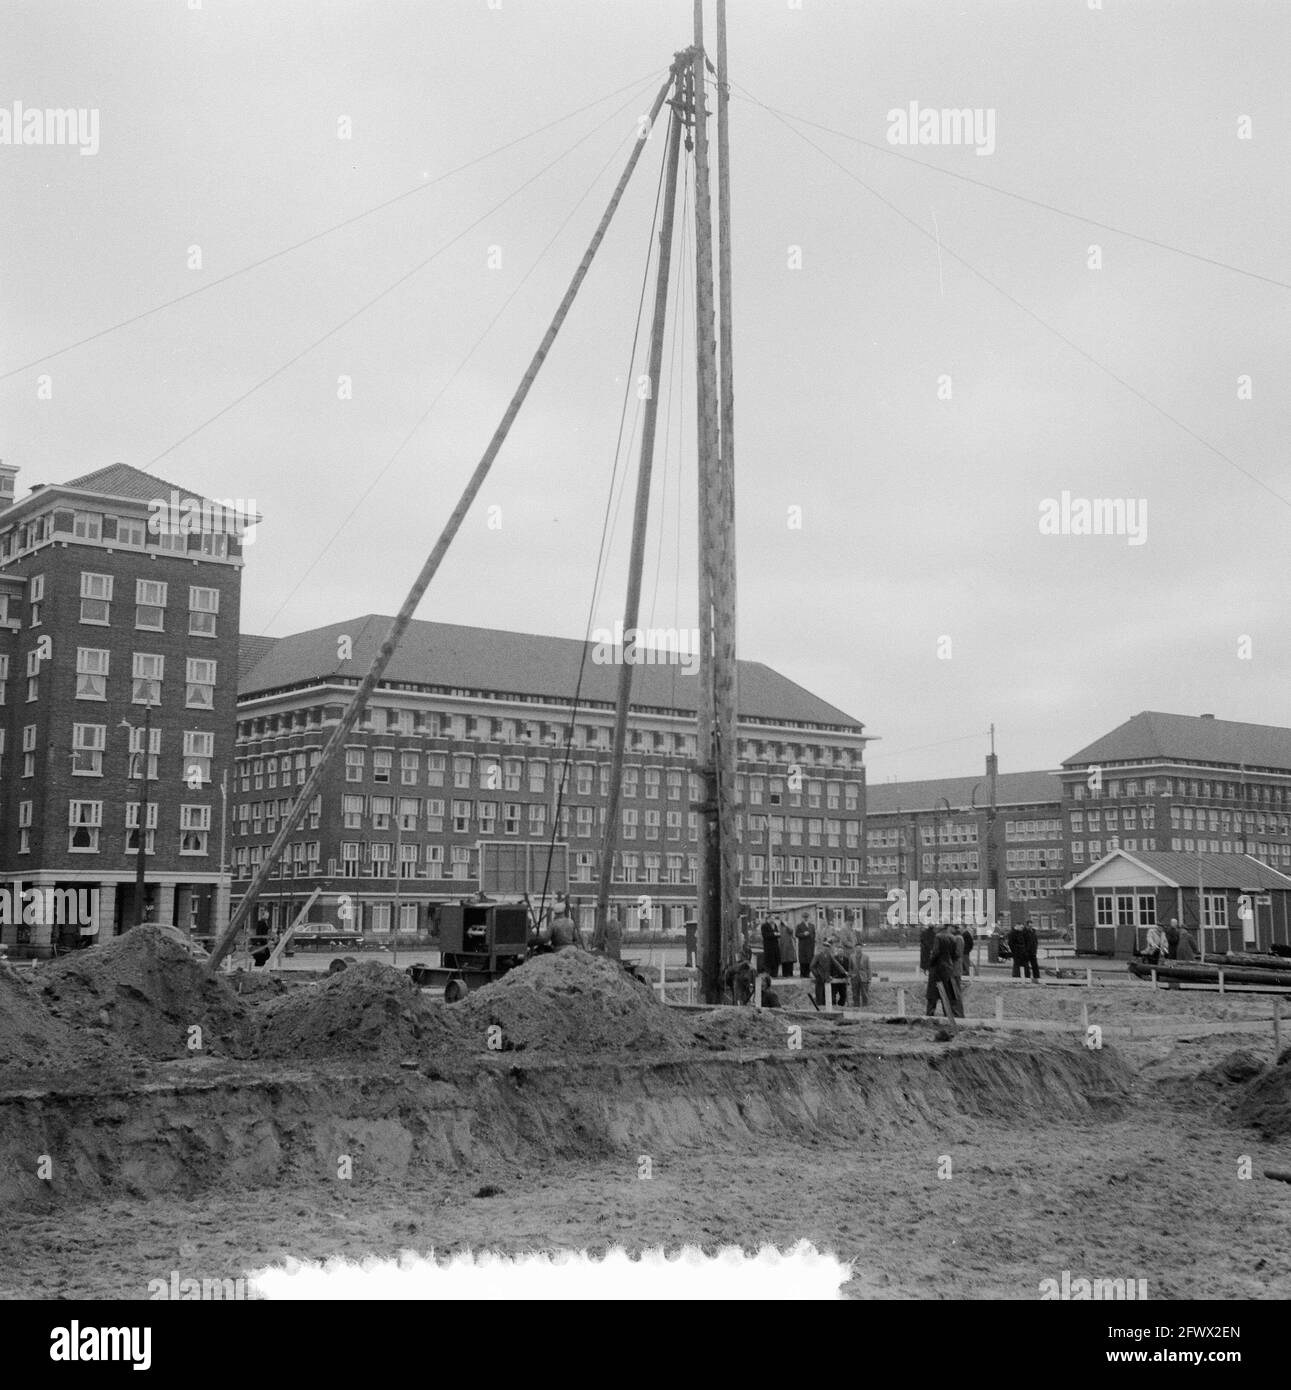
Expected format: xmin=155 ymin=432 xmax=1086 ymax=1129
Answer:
xmin=0 ymin=462 xmax=17 ymax=512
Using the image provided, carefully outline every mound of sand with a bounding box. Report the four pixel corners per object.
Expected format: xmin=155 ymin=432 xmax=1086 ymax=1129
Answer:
xmin=1197 ymin=1048 xmax=1266 ymax=1086
xmin=0 ymin=960 xmax=120 ymax=1071
xmin=39 ymin=925 xmax=252 ymax=1060
xmin=453 ymin=949 xmax=693 ymax=1054
xmin=689 ymin=1007 xmax=798 ymax=1052
xmin=256 ymin=961 xmax=453 ymax=1060
xmin=1231 ymin=1051 xmax=1291 ymax=1137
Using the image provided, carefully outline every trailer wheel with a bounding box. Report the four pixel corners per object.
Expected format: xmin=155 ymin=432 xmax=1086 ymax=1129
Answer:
xmin=328 ymin=958 xmax=348 ymax=974
xmin=444 ymin=977 xmax=469 ymax=1003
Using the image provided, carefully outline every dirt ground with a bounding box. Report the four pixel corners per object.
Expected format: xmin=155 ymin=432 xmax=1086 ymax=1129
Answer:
xmin=4 ymin=1053 xmax=1287 ymax=1301
xmin=3 ymin=935 xmax=1290 ymax=1300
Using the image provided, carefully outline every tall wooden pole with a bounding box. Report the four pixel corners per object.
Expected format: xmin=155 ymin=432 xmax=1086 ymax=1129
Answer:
xmin=134 ymin=701 xmax=152 ymax=926
xmin=713 ymin=0 xmax=742 ymax=975
xmin=594 ymin=87 xmax=685 ymax=949
xmin=205 ymin=64 xmax=681 ymax=974
xmin=691 ymin=1 xmax=723 ymax=1002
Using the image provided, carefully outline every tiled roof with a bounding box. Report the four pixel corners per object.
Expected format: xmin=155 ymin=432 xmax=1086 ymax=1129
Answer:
xmin=238 ymin=634 xmax=279 ymax=684
xmin=65 ymin=462 xmax=198 ymax=504
xmin=1063 ymin=711 xmax=1291 ymax=772
xmin=1066 ymin=849 xmax=1291 ymax=892
xmin=237 ymin=615 xmax=866 ymax=731
xmin=866 ymin=770 xmax=1062 ymax=815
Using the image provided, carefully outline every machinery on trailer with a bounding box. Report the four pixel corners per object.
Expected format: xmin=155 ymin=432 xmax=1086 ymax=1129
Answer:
xmin=407 ymin=902 xmax=530 ymax=1001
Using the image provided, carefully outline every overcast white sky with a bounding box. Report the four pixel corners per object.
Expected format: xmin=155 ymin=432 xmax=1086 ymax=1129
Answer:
xmin=4 ymin=0 xmax=1289 ymax=783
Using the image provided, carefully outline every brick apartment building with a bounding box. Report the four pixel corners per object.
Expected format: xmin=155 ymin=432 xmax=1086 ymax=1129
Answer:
xmin=0 ymin=462 xmax=248 ymax=954
xmin=865 ymin=765 xmax=1067 ymax=933
xmin=233 ymin=617 xmax=871 ymax=936
xmin=1059 ymin=712 xmax=1291 ymax=878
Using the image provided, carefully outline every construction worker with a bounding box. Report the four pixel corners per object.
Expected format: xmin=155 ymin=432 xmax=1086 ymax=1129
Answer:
xmin=1021 ymin=919 xmax=1040 ymax=980
xmin=551 ymin=909 xmax=583 ymax=950
xmin=683 ymin=917 xmax=698 ymax=968
xmin=849 ymin=939 xmax=872 ymax=1007
xmin=1164 ymin=917 xmax=1181 ymax=960
xmin=1007 ymin=919 xmax=1028 ymax=977
xmin=796 ymin=913 xmax=816 ymax=979
xmin=1142 ymin=921 xmax=1168 ymax=966
xmin=776 ymin=917 xmax=795 ymax=978
xmin=757 ymin=971 xmax=782 ymax=1009
xmin=926 ymin=921 xmax=964 ymax=1018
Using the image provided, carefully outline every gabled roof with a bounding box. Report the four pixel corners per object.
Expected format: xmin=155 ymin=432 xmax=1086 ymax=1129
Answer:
xmin=64 ymin=462 xmax=195 ymax=503
xmin=238 ymin=634 xmax=279 ymax=684
xmin=1064 ymin=848 xmax=1291 ymax=892
xmin=866 ymin=770 xmax=1061 ymax=815
xmin=237 ymin=616 xmax=866 ymax=731
xmin=1063 ymin=711 xmax=1291 ymax=773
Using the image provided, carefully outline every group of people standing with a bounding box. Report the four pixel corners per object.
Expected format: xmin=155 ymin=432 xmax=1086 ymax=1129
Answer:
xmin=920 ymin=919 xmax=976 ymax=1018
xmin=1139 ymin=916 xmax=1197 ymax=965
xmin=750 ymin=912 xmax=871 ymax=1009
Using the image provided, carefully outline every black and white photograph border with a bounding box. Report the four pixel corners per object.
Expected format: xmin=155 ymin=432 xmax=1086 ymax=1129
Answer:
xmin=0 ymin=0 xmax=1289 ymax=1328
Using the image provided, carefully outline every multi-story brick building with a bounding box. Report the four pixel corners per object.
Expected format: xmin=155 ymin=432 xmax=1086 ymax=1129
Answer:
xmin=0 ymin=463 xmax=248 ymax=954
xmin=233 ymin=617 xmax=870 ymax=936
xmin=865 ymin=766 xmax=1066 ymax=932
xmin=1059 ymin=710 xmax=1291 ymax=920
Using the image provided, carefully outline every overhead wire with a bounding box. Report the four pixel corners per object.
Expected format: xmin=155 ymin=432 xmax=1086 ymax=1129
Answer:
xmin=259 ymin=98 xmax=653 ymax=634
xmin=741 ymin=89 xmax=1291 ymax=515
xmin=731 ymin=87 xmax=1291 ymax=294
xmin=0 ymin=67 xmax=668 ymax=382
xmin=145 ymin=78 xmax=660 ymax=470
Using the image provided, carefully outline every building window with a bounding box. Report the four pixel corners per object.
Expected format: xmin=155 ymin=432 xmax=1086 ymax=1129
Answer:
xmin=128 ymin=726 xmax=161 ymax=779
xmin=135 ymin=578 xmax=167 ymax=630
xmin=454 ymin=756 xmax=473 ymax=789
xmin=17 ymin=800 xmax=32 ymax=854
xmin=68 ymin=800 xmax=103 ymax=852
xmin=452 ymin=800 xmax=471 ymax=833
xmin=22 ymin=723 xmax=36 ymax=778
xmin=183 ymin=730 xmax=213 ymax=784
xmin=426 ymin=754 xmax=445 ymax=787
xmin=179 ymin=804 xmax=211 ymax=854
xmin=345 ymin=749 xmax=364 ymax=781
xmin=1202 ymin=894 xmax=1227 ymax=928
xmin=125 ymin=801 xmax=158 ymax=854
xmin=401 ymin=752 xmax=420 ymax=785
xmin=199 ymin=532 xmax=230 ymax=559
xmin=504 ymin=803 xmax=521 ymax=835
xmin=80 ymin=571 xmax=112 ymax=624
xmin=185 ymin=657 xmax=216 ymax=709
xmin=528 ymin=803 xmax=546 ymax=834
xmin=116 ymin=516 xmax=147 ymax=547
xmin=343 ymin=794 xmax=364 ymax=829
xmin=73 ymin=511 xmax=102 ymax=541
xmin=373 ymin=750 xmax=392 ymax=784
xmin=25 ymin=647 xmax=40 ymax=702
xmin=28 ymin=573 xmax=44 ymax=626
xmin=371 ymin=796 xmax=393 ymax=830
xmin=189 ymin=586 xmax=219 ymax=636
xmin=341 ymin=842 xmax=360 ymax=877
xmin=72 ymin=723 xmax=105 ymax=775
xmin=528 ymin=761 xmax=547 ymax=794
xmin=132 ymin=652 xmax=163 ymax=705
xmin=76 ymin=647 xmax=109 ymax=700
xmin=478 ymin=802 xmax=497 ymax=834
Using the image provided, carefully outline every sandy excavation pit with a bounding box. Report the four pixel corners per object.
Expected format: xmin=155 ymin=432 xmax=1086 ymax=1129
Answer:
xmin=2 ymin=927 xmax=1290 ymax=1297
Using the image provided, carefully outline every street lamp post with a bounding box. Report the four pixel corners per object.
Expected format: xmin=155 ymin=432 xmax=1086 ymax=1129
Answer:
xmin=121 ymin=702 xmax=153 ymax=927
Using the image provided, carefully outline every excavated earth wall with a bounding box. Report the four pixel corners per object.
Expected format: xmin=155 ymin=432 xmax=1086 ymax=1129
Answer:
xmin=0 ymin=1037 xmax=1132 ymax=1210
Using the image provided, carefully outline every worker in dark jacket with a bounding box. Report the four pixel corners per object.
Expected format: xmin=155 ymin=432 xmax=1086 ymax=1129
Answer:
xmin=1007 ymin=921 xmax=1028 ymax=977
xmin=925 ymin=923 xmax=964 ymax=1017
xmin=1176 ymin=926 xmax=1198 ymax=962
xmin=760 ymin=919 xmax=780 ymax=977
xmin=811 ymin=938 xmax=847 ymax=1007
xmin=1021 ymin=920 xmax=1040 ymax=980
xmin=920 ymin=921 xmax=938 ymax=973
xmin=795 ymin=915 xmax=816 ymax=979
xmin=777 ymin=918 xmax=796 ymax=978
